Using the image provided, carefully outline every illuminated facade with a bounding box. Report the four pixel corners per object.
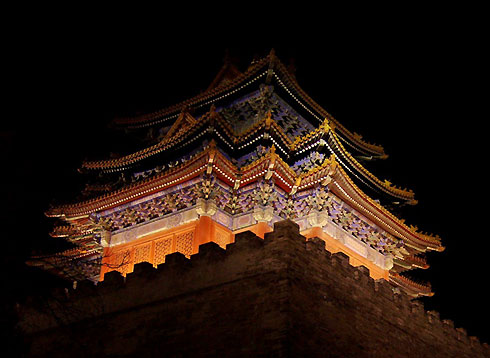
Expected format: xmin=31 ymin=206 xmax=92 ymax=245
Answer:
xmin=36 ymin=50 xmax=443 ymax=298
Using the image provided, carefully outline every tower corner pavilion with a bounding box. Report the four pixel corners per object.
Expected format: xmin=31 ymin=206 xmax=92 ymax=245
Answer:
xmin=34 ymin=50 xmax=444 ymax=298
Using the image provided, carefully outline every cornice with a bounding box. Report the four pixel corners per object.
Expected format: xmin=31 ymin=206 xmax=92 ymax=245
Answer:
xmin=51 ymin=146 xmax=442 ymax=254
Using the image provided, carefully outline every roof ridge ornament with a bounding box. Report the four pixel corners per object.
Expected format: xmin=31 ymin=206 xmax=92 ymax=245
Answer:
xmin=265 ymin=110 xmax=272 ymax=129
xmin=265 ymin=145 xmax=277 ymax=180
xmin=265 ymin=48 xmax=277 ymax=84
xmin=320 ymin=117 xmax=333 ymax=133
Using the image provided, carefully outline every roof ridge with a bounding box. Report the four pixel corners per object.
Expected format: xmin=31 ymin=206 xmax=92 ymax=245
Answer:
xmin=205 ymin=53 xmax=243 ymax=92
xmin=331 ymin=163 xmax=441 ymax=250
xmin=389 ymin=272 xmax=433 ymax=296
xmin=110 ymin=52 xmax=386 ymax=160
xmin=112 ymin=55 xmax=271 ymax=127
xmin=48 ymin=148 xmax=213 ymax=217
xmin=271 ymin=58 xmax=386 ymax=157
xmin=329 ymin=130 xmax=416 ymax=201
xmin=82 ymin=113 xmax=210 ymax=171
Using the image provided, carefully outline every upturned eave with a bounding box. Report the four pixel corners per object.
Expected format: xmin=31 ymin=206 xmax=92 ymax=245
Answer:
xmin=110 ymin=50 xmax=386 ymax=158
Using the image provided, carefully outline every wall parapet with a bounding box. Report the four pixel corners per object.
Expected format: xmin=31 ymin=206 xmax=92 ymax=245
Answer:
xmin=17 ymin=220 xmax=489 ymax=357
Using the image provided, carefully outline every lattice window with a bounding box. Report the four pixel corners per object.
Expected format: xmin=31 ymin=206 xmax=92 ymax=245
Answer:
xmin=154 ymin=237 xmax=173 ymax=265
xmin=134 ymin=243 xmax=151 ymax=265
xmin=215 ymin=229 xmax=231 ymax=248
xmin=175 ymin=231 xmax=194 ymax=257
xmin=112 ymin=249 xmax=131 ymax=276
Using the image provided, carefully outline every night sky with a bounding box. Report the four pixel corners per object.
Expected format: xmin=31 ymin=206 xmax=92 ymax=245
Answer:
xmin=3 ymin=26 xmax=488 ymax=346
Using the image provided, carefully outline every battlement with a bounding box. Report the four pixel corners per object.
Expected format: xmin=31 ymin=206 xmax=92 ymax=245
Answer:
xmin=18 ymin=220 xmax=489 ymax=357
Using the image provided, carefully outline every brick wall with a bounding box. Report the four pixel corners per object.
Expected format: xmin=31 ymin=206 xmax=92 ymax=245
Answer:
xmin=18 ymin=220 xmax=489 ymax=357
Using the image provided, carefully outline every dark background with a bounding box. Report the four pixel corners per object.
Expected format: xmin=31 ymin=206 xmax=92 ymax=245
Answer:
xmin=3 ymin=16 xmax=488 ymax=349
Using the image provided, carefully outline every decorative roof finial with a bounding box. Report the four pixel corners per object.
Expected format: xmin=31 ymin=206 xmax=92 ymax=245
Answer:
xmin=320 ymin=118 xmax=333 ymax=133
xmin=208 ymin=104 xmax=218 ymax=121
xmin=265 ymin=110 xmax=272 ymax=128
xmin=266 ymin=49 xmax=276 ymax=84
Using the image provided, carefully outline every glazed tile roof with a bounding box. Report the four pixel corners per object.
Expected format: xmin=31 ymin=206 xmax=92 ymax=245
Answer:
xmin=81 ymin=105 xmax=414 ymax=204
xmin=112 ymin=50 xmax=386 ymax=158
xmin=389 ymin=272 xmax=434 ymax=297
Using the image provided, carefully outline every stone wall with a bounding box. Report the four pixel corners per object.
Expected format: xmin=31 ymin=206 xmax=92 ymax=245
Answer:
xmin=18 ymin=220 xmax=489 ymax=357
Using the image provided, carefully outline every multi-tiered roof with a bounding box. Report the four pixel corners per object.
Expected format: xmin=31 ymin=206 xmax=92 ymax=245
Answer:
xmin=33 ymin=50 xmax=443 ymax=297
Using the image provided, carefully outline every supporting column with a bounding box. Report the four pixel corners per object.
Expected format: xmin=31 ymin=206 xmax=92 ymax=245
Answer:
xmin=193 ymin=215 xmax=215 ymax=253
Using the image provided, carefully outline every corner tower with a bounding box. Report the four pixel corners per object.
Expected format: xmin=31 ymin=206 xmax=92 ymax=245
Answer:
xmin=35 ymin=50 xmax=443 ymax=298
